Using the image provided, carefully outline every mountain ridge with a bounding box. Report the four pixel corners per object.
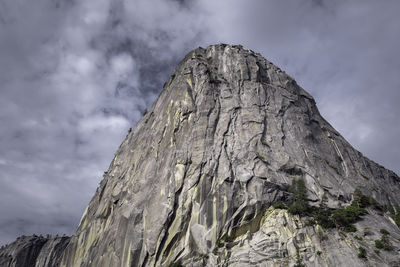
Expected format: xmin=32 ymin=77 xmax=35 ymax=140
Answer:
xmin=1 ymin=43 xmax=400 ymax=266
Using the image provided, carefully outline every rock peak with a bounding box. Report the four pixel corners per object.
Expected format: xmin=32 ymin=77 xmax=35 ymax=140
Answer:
xmin=174 ymin=43 xmax=312 ymax=99
xmin=1 ymin=44 xmax=400 ymax=267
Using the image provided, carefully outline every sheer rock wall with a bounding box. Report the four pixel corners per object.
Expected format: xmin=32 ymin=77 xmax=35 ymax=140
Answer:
xmin=59 ymin=44 xmax=400 ymax=266
xmin=1 ymin=44 xmax=399 ymax=266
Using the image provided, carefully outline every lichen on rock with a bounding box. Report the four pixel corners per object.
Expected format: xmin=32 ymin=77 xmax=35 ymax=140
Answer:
xmin=1 ymin=44 xmax=400 ymax=267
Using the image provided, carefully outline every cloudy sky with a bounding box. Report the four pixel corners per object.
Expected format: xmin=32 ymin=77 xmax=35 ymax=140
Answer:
xmin=0 ymin=0 xmax=399 ymax=245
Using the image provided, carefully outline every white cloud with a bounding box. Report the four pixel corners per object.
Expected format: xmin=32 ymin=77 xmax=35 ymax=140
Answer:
xmin=78 ymin=115 xmax=130 ymax=136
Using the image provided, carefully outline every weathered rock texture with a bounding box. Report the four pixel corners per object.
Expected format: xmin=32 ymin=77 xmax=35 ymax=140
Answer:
xmin=1 ymin=44 xmax=400 ymax=266
xmin=0 ymin=236 xmax=69 ymax=267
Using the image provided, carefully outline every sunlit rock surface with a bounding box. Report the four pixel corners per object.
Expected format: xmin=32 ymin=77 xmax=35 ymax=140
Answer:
xmin=1 ymin=44 xmax=400 ymax=266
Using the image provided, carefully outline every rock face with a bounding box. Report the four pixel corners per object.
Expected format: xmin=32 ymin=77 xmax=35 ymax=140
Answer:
xmin=0 ymin=236 xmax=69 ymax=267
xmin=1 ymin=44 xmax=400 ymax=266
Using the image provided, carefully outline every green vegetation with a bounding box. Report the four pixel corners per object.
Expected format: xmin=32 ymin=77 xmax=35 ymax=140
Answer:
xmin=272 ymin=201 xmax=287 ymax=209
xmin=168 ymin=260 xmax=183 ymax=267
xmin=316 ymin=250 xmax=322 ymax=256
xmin=305 ymin=218 xmax=316 ymax=226
xmin=393 ymin=213 xmax=400 ymax=227
xmin=387 ymin=203 xmax=400 ymax=228
xmin=288 ymin=179 xmax=309 ymax=215
xmin=312 ymin=195 xmax=336 ymax=229
xmin=209 ymin=76 xmax=221 ymax=84
xmin=317 ymin=227 xmax=324 ymax=240
xmin=216 ymin=238 xmax=224 ymax=248
xmin=375 ymin=240 xmax=384 ymax=249
xmin=375 ymin=230 xmax=393 ymax=251
xmin=357 ymin=247 xmax=367 ymax=259
xmin=293 ymin=251 xmax=306 ymax=267
xmin=354 ymin=235 xmax=363 ymax=241
xmin=331 ymin=205 xmax=366 ymax=232
xmin=352 ymin=189 xmax=383 ymax=211
xmin=285 ymin=181 xmax=382 ymax=232
xmin=380 ymin=228 xmax=389 ymax=235
xmin=288 ymin=201 xmax=309 ymax=215
xmin=220 ymin=233 xmax=235 ymax=243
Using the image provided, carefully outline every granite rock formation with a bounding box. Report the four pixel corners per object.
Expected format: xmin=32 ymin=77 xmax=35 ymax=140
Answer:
xmin=1 ymin=44 xmax=400 ymax=266
xmin=0 ymin=236 xmax=69 ymax=267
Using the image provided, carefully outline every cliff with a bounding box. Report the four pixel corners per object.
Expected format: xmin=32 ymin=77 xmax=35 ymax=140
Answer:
xmin=1 ymin=44 xmax=399 ymax=266
xmin=0 ymin=236 xmax=69 ymax=267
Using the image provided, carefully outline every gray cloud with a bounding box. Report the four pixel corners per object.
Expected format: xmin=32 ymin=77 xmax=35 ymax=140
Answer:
xmin=0 ymin=0 xmax=399 ymax=245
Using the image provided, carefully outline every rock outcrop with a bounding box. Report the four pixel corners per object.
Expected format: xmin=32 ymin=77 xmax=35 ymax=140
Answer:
xmin=0 ymin=236 xmax=69 ymax=267
xmin=1 ymin=44 xmax=400 ymax=266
